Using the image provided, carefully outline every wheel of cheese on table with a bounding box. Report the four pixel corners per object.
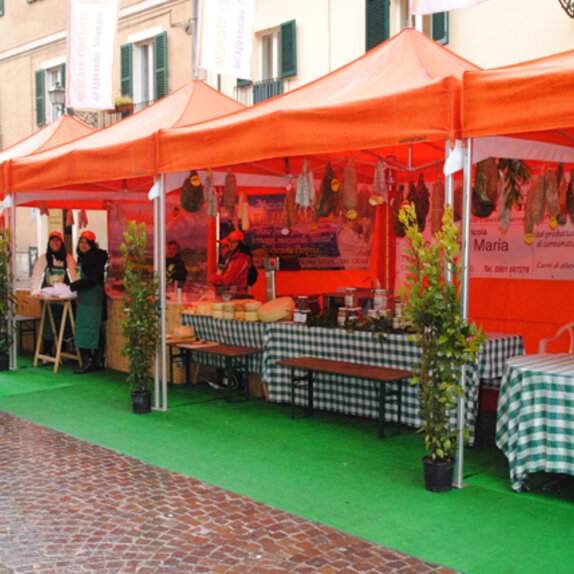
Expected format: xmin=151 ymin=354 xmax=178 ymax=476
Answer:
xmin=174 ymin=325 xmax=195 ymax=339
xmin=257 ymin=297 xmax=295 ymax=322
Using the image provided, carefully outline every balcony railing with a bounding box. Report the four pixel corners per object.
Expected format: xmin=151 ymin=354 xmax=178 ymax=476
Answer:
xmin=234 ymin=78 xmax=287 ymax=106
xmin=69 ymin=98 xmax=158 ymax=130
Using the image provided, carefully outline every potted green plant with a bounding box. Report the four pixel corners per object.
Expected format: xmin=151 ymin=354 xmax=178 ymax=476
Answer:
xmin=0 ymin=228 xmax=15 ymax=371
xmin=399 ymin=203 xmax=485 ymax=492
xmin=114 ymin=94 xmax=134 ymax=114
xmin=120 ymin=221 xmax=159 ymax=413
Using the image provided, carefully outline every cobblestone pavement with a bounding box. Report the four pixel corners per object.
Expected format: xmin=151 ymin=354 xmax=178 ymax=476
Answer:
xmin=0 ymin=412 xmax=459 ymax=574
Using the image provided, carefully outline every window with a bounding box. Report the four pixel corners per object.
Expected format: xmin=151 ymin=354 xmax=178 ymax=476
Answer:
xmin=260 ymin=31 xmax=278 ymax=81
xmin=431 ymin=12 xmax=449 ymax=45
xmin=366 ymin=0 xmax=390 ymax=51
xmin=35 ymin=63 xmax=65 ymax=127
xmin=0 ymin=0 xmax=4 ymax=17
xmin=120 ymin=32 xmax=168 ymax=105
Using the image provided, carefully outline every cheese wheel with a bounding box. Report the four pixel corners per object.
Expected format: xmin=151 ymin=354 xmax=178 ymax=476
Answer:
xmin=211 ymin=302 xmax=223 ymax=311
xmin=212 ymin=310 xmax=224 ymax=320
xmin=223 ymin=303 xmax=236 ymax=313
xmin=174 ymin=325 xmax=195 ymax=339
xmin=257 ymin=297 xmax=295 ymax=323
xmin=245 ymin=311 xmax=259 ymax=322
xmin=223 ymin=311 xmax=235 ymax=320
xmin=244 ymin=301 xmax=262 ymax=312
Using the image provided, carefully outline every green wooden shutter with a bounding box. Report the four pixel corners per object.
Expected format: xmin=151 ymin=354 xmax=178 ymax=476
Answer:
xmin=35 ymin=69 xmax=46 ymax=127
xmin=365 ymin=0 xmax=390 ymax=51
xmin=237 ymin=78 xmax=252 ymax=87
xmin=120 ymin=43 xmax=133 ymax=97
xmin=155 ymin=32 xmax=168 ymax=99
xmin=280 ymin=20 xmax=297 ymax=78
xmin=60 ymin=63 xmax=66 ymax=88
xmin=432 ymin=12 xmax=449 ymax=45
xmin=0 ymin=0 xmax=4 ymax=17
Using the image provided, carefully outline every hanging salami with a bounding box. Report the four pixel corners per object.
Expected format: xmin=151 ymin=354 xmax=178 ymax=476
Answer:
xmin=392 ymin=184 xmax=406 ymax=238
xmin=181 ymin=170 xmax=204 ymax=212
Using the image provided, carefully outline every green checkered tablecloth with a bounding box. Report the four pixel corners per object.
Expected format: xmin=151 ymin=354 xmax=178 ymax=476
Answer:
xmin=496 ymin=353 xmax=574 ymax=492
xmin=181 ymin=313 xmax=266 ymax=370
xmin=479 ymin=333 xmax=525 ymax=383
xmin=263 ymin=323 xmax=484 ymax=440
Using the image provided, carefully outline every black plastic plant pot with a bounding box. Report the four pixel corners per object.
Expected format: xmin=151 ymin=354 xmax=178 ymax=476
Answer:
xmin=423 ymin=456 xmax=454 ymax=493
xmin=131 ymin=390 xmax=152 ymax=414
xmin=0 ymin=353 xmax=9 ymax=371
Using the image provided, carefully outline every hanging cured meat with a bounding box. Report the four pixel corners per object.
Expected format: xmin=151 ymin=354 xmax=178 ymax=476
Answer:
xmin=282 ymin=185 xmax=297 ymax=231
xmin=544 ymin=168 xmax=560 ymax=228
xmin=342 ymin=163 xmax=358 ymax=219
xmin=223 ymin=171 xmax=237 ymax=216
xmin=317 ymin=163 xmax=338 ymax=218
xmin=431 ymin=179 xmax=445 ymax=234
xmin=181 ymin=170 xmax=204 ymax=213
xmin=370 ymin=158 xmax=387 ymax=206
xmin=406 ymin=174 xmax=430 ymax=231
xmin=356 ymin=186 xmax=371 ymax=222
xmin=392 ymin=184 xmax=406 ymax=238
xmin=556 ymin=164 xmax=568 ymax=225
xmin=523 ymin=175 xmax=545 ymax=242
xmin=296 ymin=159 xmax=315 ymax=208
xmin=498 ymin=175 xmax=511 ymax=234
xmin=204 ymin=170 xmax=218 ymax=217
xmin=472 ymin=159 xmax=496 ymax=218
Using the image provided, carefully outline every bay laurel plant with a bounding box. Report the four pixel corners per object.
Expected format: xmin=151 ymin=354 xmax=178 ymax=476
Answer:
xmin=399 ymin=203 xmax=485 ymax=462
xmin=120 ymin=221 xmax=159 ymax=394
xmin=0 ymin=228 xmax=15 ymax=355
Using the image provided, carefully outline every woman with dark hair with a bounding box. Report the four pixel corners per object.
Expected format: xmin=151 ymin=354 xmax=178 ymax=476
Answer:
xmin=69 ymin=230 xmax=108 ymax=374
xmin=31 ymin=231 xmax=77 ymax=359
xmin=210 ymin=229 xmax=252 ymax=293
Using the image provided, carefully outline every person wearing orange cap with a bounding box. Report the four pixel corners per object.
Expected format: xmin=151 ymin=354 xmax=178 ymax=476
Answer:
xmin=69 ymin=230 xmax=109 ymax=374
xmin=210 ymin=229 xmax=253 ymax=293
xmin=31 ymin=230 xmax=78 ymax=361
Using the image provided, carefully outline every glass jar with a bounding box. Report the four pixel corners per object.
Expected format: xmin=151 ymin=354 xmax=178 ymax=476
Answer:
xmin=344 ymin=288 xmax=357 ymax=308
xmin=296 ymin=296 xmax=310 ymax=311
xmin=337 ymin=307 xmax=347 ymax=327
xmin=373 ymin=289 xmax=388 ymax=311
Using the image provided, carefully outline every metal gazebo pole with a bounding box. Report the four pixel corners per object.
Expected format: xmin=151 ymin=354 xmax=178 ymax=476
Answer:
xmin=453 ymin=137 xmax=473 ymax=488
xmin=159 ymin=174 xmax=168 ymax=411
xmin=153 ymin=180 xmax=161 ymax=409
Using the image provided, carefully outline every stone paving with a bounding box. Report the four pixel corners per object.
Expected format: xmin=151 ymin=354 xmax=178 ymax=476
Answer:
xmin=0 ymin=412 xmax=459 ymax=574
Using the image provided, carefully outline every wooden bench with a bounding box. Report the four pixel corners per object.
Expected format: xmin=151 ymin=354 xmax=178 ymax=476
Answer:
xmin=277 ymin=356 xmax=412 ymax=439
xmin=177 ymin=342 xmax=261 ymax=402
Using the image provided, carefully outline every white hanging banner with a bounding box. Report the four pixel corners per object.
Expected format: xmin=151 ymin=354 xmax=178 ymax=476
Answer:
xmin=66 ymin=0 xmax=118 ymax=110
xmin=198 ymin=0 xmax=256 ymax=79
xmin=410 ymin=0 xmax=492 ymax=15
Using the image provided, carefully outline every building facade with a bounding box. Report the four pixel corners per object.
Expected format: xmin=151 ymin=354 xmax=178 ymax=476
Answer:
xmin=1 ymin=0 xmax=573 ymax=278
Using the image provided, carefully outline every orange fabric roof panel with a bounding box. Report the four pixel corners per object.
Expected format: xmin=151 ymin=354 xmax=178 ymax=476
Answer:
xmin=158 ymin=29 xmax=479 ymax=173
xmin=7 ymin=81 xmax=244 ymax=193
xmin=463 ymin=48 xmax=574 ymax=139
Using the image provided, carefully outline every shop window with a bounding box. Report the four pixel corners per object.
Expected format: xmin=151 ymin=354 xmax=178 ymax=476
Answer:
xmin=366 ymin=0 xmax=390 ymax=51
xmin=120 ymin=32 xmax=168 ymax=105
xmin=35 ymin=63 xmax=65 ymax=127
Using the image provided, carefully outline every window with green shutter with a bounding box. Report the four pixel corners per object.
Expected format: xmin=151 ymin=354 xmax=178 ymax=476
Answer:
xmin=0 ymin=0 xmax=4 ymax=17
xmin=365 ymin=0 xmax=389 ymax=51
xmin=154 ymin=32 xmax=168 ymax=99
xmin=35 ymin=69 xmax=46 ymax=127
xmin=120 ymin=43 xmax=133 ymax=98
xmin=237 ymin=78 xmax=252 ymax=87
xmin=432 ymin=12 xmax=449 ymax=45
xmin=280 ymin=20 xmax=297 ymax=78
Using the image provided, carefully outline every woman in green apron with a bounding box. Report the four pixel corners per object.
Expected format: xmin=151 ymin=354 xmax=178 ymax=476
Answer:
xmin=31 ymin=231 xmax=77 ymax=358
xmin=69 ymin=230 xmax=108 ymax=374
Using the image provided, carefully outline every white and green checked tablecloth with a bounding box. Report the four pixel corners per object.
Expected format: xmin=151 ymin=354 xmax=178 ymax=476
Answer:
xmin=496 ymin=354 xmax=574 ymax=492
xmin=181 ymin=313 xmax=266 ymax=369
xmin=479 ymin=332 xmax=525 ymax=384
xmin=262 ymin=324 xmax=485 ymax=441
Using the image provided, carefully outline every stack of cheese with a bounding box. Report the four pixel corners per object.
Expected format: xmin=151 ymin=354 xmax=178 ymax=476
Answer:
xmin=183 ymin=297 xmax=294 ymax=323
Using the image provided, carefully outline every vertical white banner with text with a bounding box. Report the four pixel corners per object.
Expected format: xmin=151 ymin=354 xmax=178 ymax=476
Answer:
xmin=67 ymin=0 xmax=118 ymax=110
xmin=199 ymin=0 xmax=256 ymax=79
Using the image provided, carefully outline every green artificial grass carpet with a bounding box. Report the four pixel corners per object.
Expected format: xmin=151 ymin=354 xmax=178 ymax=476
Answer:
xmin=1 ymin=359 xmax=574 ymax=574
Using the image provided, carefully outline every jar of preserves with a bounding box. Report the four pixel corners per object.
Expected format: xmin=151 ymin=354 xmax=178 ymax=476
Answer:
xmin=344 ymin=288 xmax=357 ymax=308
xmin=337 ymin=307 xmax=347 ymax=327
xmin=373 ymin=289 xmax=388 ymax=311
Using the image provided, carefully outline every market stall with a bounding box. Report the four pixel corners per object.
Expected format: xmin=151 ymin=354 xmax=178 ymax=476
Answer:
xmin=461 ymin=48 xmax=574 ymax=352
